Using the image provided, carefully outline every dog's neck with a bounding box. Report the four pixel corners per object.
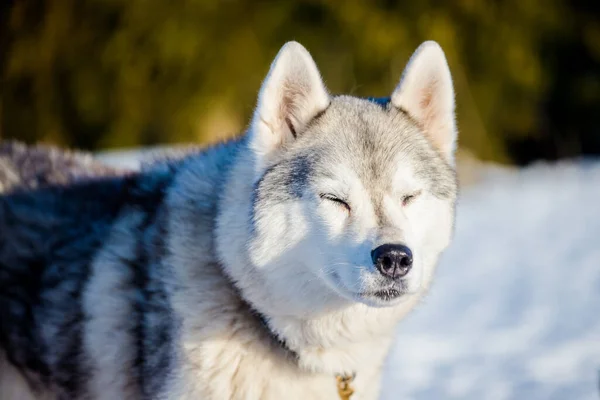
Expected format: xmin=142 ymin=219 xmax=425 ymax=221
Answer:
xmin=258 ymin=299 xmax=417 ymax=374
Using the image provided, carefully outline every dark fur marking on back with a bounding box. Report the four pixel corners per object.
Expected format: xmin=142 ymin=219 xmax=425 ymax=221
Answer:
xmin=124 ymin=166 xmax=176 ymax=399
xmin=0 ymin=175 xmax=139 ymax=397
xmin=140 ymin=208 xmax=176 ymax=396
xmin=0 ymin=162 xmax=179 ymax=398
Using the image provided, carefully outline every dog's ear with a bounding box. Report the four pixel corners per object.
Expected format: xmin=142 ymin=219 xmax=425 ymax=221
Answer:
xmin=391 ymin=41 xmax=457 ymax=164
xmin=250 ymin=42 xmax=329 ymax=166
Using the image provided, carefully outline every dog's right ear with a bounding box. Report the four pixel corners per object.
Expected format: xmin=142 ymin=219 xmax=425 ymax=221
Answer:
xmin=250 ymin=42 xmax=330 ymax=170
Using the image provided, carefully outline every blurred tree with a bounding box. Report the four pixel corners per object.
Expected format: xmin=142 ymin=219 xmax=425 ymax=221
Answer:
xmin=1 ymin=0 xmax=599 ymax=164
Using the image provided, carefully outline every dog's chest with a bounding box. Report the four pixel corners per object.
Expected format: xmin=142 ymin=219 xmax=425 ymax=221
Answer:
xmin=166 ymin=363 xmax=379 ymax=400
xmin=163 ymin=333 xmax=382 ymax=400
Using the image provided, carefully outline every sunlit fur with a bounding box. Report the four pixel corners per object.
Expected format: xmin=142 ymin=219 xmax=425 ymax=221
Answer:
xmin=0 ymin=41 xmax=457 ymax=399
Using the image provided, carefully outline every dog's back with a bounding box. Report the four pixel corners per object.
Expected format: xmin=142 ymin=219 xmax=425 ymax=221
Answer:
xmin=0 ymin=143 xmax=179 ymax=398
xmin=0 ymin=176 xmax=137 ymax=398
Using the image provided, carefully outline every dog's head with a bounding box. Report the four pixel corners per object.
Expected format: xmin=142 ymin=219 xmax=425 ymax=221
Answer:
xmin=218 ymin=41 xmax=457 ymax=313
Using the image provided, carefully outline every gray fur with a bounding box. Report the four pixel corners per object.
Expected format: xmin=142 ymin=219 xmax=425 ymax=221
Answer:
xmin=0 ymin=156 xmax=179 ymax=398
xmin=275 ymin=95 xmax=456 ymax=201
xmin=0 ymin=41 xmax=458 ymax=399
xmin=0 ymin=141 xmax=127 ymax=194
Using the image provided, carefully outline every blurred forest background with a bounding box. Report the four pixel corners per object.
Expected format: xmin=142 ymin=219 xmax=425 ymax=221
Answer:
xmin=1 ymin=0 xmax=599 ymax=165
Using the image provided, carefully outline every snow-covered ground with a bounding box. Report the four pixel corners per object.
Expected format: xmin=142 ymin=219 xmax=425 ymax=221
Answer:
xmin=382 ymin=161 xmax=600 ymax=400
xmin=98 ymin=151 xmax=600 ymax=399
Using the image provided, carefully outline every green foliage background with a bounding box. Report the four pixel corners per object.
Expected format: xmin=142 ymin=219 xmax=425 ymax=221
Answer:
xmin=2 ymin=0 xmax=599 ymax=164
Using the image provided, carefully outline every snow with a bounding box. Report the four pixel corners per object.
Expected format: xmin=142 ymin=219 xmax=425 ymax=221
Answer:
xmin=97 ymin=150 xmax=600 ymax=399
xmin=382 ymin=161 xmax=600 ymax=400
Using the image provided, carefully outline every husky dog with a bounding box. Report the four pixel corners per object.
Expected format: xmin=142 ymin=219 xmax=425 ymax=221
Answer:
xmin=0 ymin=40 xmax=458 ymax=400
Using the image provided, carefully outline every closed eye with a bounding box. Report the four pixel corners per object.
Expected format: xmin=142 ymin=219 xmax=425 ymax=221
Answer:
xmin=402 ymin=190 xmax=422 ymax=206
xmin=319 ymin=193 xmax=351 ymax=212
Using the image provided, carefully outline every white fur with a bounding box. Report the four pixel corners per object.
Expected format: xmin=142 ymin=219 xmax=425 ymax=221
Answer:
xmin=250 ymin=41 xmax=330 ymax=174
xmin=2 ymin=41 xmax=457 ymax=400
xmin=391 ymin=41 xmax=457 ymax=163
xmin=201 ymin=41 xmax=457 ymax=398
xmin=83 ymin=213 xmax=145 ymax=399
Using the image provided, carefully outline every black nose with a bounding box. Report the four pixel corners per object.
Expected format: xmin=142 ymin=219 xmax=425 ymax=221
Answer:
xmin=371 ymin=244 xmax=413 ymax=279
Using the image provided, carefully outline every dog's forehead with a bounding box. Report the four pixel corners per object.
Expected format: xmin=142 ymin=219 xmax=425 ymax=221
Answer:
xmin=297 ymin=96 xmax=456 ymax=199
xmin=306 ymin=97 xmax=423 ymax=177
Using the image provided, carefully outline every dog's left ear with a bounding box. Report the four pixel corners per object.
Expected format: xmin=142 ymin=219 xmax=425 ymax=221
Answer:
xmin=392 ymin=41 xmax=457 ymax=163
xmin=250 ymin=41 xmax=330 ymax=170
